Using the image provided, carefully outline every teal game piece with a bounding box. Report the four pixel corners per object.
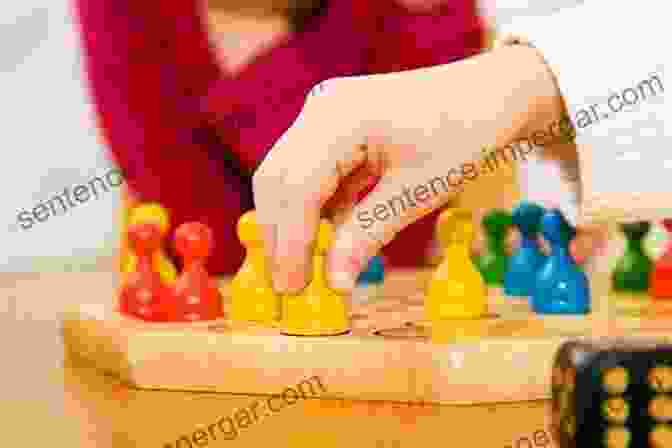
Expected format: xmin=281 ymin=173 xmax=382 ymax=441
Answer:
xmin=357 ymin=255 xmax=384 ymax=285
xmin=532 ymin=209 xmax=590 ymax=314
xmin=352 ymin=255 xmax=385 ymax=304
xmin=504 ymin=202 xmax=547 ymax=297
xmin=612 ymin=221 xmax=652 ymax=292
xmin=473 ymin=209 xmax=512 ymax=285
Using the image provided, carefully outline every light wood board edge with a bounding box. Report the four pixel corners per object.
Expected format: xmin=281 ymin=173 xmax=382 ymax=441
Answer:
xmin=62 ymin=303 xmax=672 ymax=405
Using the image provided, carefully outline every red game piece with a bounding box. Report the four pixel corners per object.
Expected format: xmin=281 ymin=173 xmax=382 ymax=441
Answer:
xmin=119 ymin=223 xmax=176 ymax=321
xmin=171 ymin=222 xmax=224 ymax=321
xmin=650 ymin=219 xmax=672 ymax=299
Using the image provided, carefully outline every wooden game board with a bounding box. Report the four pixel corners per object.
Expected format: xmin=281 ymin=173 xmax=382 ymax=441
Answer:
xmin=60 ymin=268 xmax=672 ymax=405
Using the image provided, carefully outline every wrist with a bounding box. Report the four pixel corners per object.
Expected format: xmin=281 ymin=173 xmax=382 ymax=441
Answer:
xmin=487 ymin=44 xmax=566 ymax=147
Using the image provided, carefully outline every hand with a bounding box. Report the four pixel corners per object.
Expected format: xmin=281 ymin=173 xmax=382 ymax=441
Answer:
xmin=253 ymin=45 xmax=563 ymax=293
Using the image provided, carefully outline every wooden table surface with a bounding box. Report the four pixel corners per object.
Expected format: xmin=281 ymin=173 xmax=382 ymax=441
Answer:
xmin=1 ymin=265 xmax=558 ymax=448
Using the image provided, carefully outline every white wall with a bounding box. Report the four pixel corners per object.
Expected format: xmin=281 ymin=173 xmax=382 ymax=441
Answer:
xmin=479 ymin=0 xmax=583 ymax=26
xmin=0 ymin=0 xmax=119 ymax=271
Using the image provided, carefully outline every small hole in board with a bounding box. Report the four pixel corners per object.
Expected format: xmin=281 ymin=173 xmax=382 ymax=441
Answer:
xmin=373 ymin=326 xmax=427 ymax=339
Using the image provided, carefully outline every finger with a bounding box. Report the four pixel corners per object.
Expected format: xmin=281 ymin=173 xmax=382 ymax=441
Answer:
xmin=268 ymin=121 xmax=368 ymax=294
xmin=253 ymin=132 xmax=293 ymax=271
xmin=324 ymin=168 xmax=378 ymax=227
xmin=327 ymin=165 xmax=461 ymax=291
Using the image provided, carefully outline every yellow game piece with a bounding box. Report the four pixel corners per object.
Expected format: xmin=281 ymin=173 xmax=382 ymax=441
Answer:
xmin=230 ymin=211 xmax=280 ymax=324
xmin=122 ymin=203 xmax=178 ymax=283
xmin=426 ymin=208 xmax=487 ymax=320
xmin=281 ymin=219 xmax=350 ymax=336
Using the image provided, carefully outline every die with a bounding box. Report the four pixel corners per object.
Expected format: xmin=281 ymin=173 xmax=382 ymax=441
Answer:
xmin=552 ymin=338 xmax=672 ymax=448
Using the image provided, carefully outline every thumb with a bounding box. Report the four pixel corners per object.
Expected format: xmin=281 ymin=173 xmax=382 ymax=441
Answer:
xmin=326 ymin=169 xmax=460 ymax=290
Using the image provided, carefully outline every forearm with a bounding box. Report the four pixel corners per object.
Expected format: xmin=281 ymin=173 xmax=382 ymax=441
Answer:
xmin=446 ymin=44 xmax=566 ymax=149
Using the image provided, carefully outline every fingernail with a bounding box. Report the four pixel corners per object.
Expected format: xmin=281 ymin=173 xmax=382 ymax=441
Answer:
xmin=287 ymin=269 xmax=312 ymax=294
xmin=272 ymin=271 xmax=289 ymax=293
xmin=273 ymin=244 xmax=313 ymax=294
xmin=273 ymin=262 xmax=308 ymax=293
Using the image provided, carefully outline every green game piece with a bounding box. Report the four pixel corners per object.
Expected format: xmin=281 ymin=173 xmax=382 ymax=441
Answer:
xmin=473 ymin=209 xmax=512 ymax=285
xmin=612 ymin=221 xmax=652 ymax=292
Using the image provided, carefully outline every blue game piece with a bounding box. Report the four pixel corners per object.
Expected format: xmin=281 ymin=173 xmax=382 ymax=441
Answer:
xmin=357 ymin=255 xmax=385 ymax=285
xmin=504 ymin=202 xmax=547 ymax=297
xmin=532 ymin=209 xmax=590 ymax=314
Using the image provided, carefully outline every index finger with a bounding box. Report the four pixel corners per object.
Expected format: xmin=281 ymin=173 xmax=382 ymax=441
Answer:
xmin=253 ymin=108 xmax=367 ymax=294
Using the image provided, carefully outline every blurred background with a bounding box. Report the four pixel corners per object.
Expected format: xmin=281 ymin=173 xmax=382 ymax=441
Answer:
xmin=0 ymin=0 xmax=119 ymax=271
xmin=0 ymin=0 xmax=665 ymax=273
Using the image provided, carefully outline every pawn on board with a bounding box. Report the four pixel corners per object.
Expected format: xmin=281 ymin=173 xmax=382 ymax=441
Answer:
xmin=612 ymin=221 xmax=652 ymax=293
xmin=119 ymin=222 xmax=176 ymax=321
xmin=281 ymin=219 xmax=350 ymax=336
xmin=473 ymin=209 xmax=512 ymax=285
xmin=123 ymin=203 xmax=178 ymax=284
xmin=351 ymin=254 xmax=385 ymax=304
xmin=171 ymin=222 xmax=224 ymax=322
xmin=532 ymin=210 xmax=590 ymax=314
xmin=504 ymin=202 xmax=547 ymax=297
xmin=651 ymin=219 xmax=672 ymax=298
xmin=230 ymin=211 xmax=279 ymax=324
xmin=118 ymin=220 xmax=224 ymax=322
xmin=426 ymin=208 xmax=487 ymax=321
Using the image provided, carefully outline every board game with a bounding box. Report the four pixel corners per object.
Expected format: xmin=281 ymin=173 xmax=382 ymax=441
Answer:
xmin=61 ymin=266 xmax=672 ymax=406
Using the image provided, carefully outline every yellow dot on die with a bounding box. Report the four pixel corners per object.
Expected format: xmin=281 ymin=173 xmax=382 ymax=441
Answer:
xmin=650 ymin=366 xmax=672 ymax=392
xmin=604 ymin=426 xmax=631 ymax=448
xmin=603 ymin=397 xmax=630 ymax=423
xmin=603 ymin=367 xmax=630 ymax=394
xmin=650 ymin=396 xmax=672 ymax=422
xmin=650 ymin=424 xmax=672 ymax=448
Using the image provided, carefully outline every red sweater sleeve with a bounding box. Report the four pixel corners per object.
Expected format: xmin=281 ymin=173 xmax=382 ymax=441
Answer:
xmin=73 ymin=0 xmax=249 ymax=273
xmin=362 ymin=0 xmax=485 ymax=72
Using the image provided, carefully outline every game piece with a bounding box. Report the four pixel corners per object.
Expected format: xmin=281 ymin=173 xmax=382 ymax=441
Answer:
xmin=171 ymin=222 xmax=224 ymax=321
xmin=230 ymin=211 xmax=280 ymax=323
xmin=123 ymin=203 xmax=178 ymax=283
xmin=651 ymin=219 xmax=672 ymax=299
xmin=351 ymin=255 xmax=385 ymax=303
xmin=473 ymin=209 xmax=512 ymax=285
xmin=532 ymin=209 xmax=590 ymax=314
xmin=427 ymin=208 xmax=487 ymax=320
xmin=612 ymin=221 xmax=652 ymax=293
xmin=358 ymin=255 xmax=385 ymax=284
xmin=281 ymin=219 xmax=350 ymax=336
xmin=119 ymin=223 xmax=176 ymax=321
xmin=504 ymin=202 xmax=547 ymax=297
xmin=552 ymin=337 xmax=672 ymax=448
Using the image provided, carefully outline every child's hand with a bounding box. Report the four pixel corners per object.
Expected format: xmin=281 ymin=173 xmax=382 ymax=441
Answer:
xmin=253 ymin=45 xmax=562 ymax=293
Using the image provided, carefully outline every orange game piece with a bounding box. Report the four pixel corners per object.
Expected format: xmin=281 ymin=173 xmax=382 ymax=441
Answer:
xmin=119 ymin=223 xmax=176 ymax=321
xmin=650 ymin=219 xmax=672 ymax=299
xmin=171 ymin=222 xmax=224 ymax=321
